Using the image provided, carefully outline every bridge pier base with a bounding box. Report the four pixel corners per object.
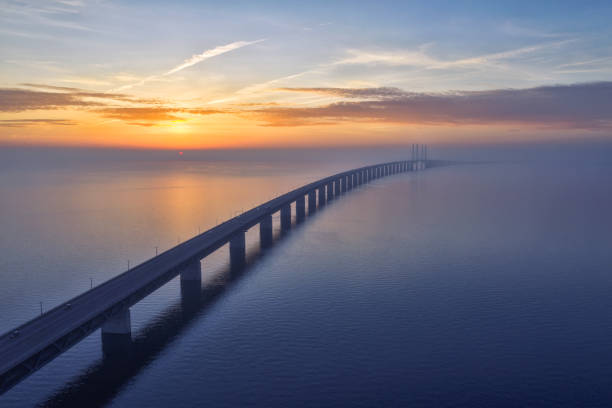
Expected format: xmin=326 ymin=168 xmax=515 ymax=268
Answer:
xmin=180 ymin=259 xmax=201 ymax=313
xmin=260 ymin=215 xmax=273 ymax=247
xmin=101 ymin=308 xmax=132 ymax=356
xmin=230 ymin=231 xmax=246 ymax=269
xmin=308 ymin=191 xmax=316 ymax=214
xmin=180 ymin=259 xmax=201 ymax=282
xmin=280 ymin=204 xmax=291 ymax=231
xmin=296 ymin=196 xmax=305 ymax=222
xmin=318 ymin=186 xmax=326 ymax=207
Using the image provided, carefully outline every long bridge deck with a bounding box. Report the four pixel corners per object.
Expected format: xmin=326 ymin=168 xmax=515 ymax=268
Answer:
xmin=0 ymin=156 xmax=429 ymax=395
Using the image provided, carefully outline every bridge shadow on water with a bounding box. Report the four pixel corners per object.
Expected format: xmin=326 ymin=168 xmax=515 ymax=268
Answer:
xmin=39 ymin=201 xmax=328 ymax=408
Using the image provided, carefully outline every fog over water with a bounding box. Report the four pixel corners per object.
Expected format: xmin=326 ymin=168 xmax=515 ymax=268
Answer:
xmin=1 ymin=143 xmax=612 ymax=407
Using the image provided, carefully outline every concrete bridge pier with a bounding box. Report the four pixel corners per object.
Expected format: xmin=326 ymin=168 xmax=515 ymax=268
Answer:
xmin=334 ymin=179 xmax=341 ymax=196
xmin=326 ymin=182 xmax=333 ymax=202
xmin=180 ymin=259 xmax=201 ymax=283
xmin=308 ymin=190 xmax=317 ymax=214
xmin=296 ymin=196 xmax=305 ymax=223
xmin=318 ymin=186 xmax=326 ymax=207
xmin=230 ymin=231 xmax=246 ymax=269
xmin=101 ymin=308 xmax=132 ymax=356
xmin=280 ymin=204 xmax=291 ymax=231
xmin=260 ymin=214 xmax=273 ymax=247
xmin=180 ymin=259 xmax=202 ymax=313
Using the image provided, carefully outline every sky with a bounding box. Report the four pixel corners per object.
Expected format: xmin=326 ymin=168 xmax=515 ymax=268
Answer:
xmin=1 ymin=0 xmax=612 ymax=149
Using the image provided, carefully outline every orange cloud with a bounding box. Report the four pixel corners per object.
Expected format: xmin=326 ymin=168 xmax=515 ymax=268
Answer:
xmin=255 ymin=82 xmax=612 ymax=129
xmin=96 ymin=107 xmax=226 ymax=126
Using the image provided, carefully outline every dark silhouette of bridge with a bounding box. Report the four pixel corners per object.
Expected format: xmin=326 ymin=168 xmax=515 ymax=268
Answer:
xmin=0 ymin=145 xmax=430 ymax=395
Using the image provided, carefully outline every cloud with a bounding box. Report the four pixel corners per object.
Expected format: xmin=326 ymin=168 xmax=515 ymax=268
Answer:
xmin=0 ymin=84 xmax=227 ymax=126
xmin=0 ymin=118 xmax=76 ymax=127
xmin=111 ymin=39 xmax=264 ymax=92
xmin=1 ymin=85 xmax=162 ymax=112
xmin=206 ymin=69 xmax=318 ymax=105
xmin=276 ymin=87 xmax=411 ymax=99
xmin=335 ymin=40 xmax=573 ymax=70
xmin=0 ymin=88 xmax=103 ymax=111
xmin=96 ymin=107 xmax=225 ymax=126
xmin=251 ymin=82 xmax=612 ymax=129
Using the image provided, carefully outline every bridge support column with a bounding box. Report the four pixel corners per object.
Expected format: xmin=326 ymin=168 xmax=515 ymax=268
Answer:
xmin=101 ymin=308 xmax=132 ymax=356
xmin=318 ymin=186 xmax=326 ymax=207
xmin=260 ymin=214 xmax=273 ymax=247
xmin=326 ymin=182 xmax=333 ymax=201
xmin=308 ymin=190 xmax=317 ymax=214
xmin=180 ymin=259 xmax=201 ymax=312
xmin=230 ymin=231 xmax=246 ymax=269
xmin=280 ymin=204 xmax=291 ymax=231
xmin=180 ymin=259 xmax=201 ymax=282
xmin=296 ymin=196 xmax=305 ymax=222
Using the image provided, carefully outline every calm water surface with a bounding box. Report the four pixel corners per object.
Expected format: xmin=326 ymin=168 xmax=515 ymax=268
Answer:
xmin=1 ymin=151 xmax=612 ymax=407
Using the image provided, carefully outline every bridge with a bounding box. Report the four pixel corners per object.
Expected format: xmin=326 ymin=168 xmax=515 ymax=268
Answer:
xmin=0 ymin=145 xmax=430 ymax=395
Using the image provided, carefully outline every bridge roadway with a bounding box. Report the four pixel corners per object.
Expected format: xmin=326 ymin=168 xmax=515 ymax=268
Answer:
xmin=0 ymin=157 xmax=427 ymax=395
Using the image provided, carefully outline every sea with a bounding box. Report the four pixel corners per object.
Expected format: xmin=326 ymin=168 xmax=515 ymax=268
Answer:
xmin=1 ymin=143 xmax=611 ymax=407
